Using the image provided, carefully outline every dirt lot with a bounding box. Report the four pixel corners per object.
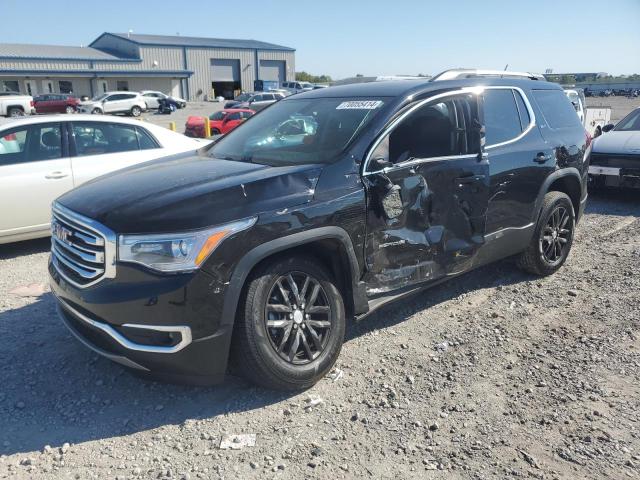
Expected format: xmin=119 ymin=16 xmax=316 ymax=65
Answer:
xmin=0 ymin=187 xmax=639 ymax=480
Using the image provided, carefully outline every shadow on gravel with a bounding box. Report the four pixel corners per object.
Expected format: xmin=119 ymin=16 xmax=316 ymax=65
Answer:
xmin=345 ymin=258 xmax=533 ymax=341
xmin=0 ymin=237 xmax=50 ymax=260
xmin=586 ymin=188 xmax=640 ymax=216
xmin=0 ymin=293 xmax=295 ymax=456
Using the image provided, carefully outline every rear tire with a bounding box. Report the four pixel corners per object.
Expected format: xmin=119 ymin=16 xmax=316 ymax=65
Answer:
xmin=91 ymin=108 xmax=102 ymax=115
xmin=211 ymin=128 xmax=221 ymax=135
xmin=232 ymin=255 xmax=345 ymax=390
xmin=130 ymin=106 xmax=142 ymax=117
xmin=8 ymin=107 xmax=24 ymax=117
xmin=517 ymin=191 xmax=575 ymax=276
xmin=65 ymin=105 xmax=75 ymax=114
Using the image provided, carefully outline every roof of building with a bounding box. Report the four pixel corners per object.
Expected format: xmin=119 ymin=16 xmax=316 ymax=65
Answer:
xmin=100 ymin=32 xmax=295 ymax=51
xmin=0 ymin=43 xmax=126 ymax=61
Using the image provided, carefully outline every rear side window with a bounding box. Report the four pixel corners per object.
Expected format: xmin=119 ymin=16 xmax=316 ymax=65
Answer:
xmin=514 ymin=90 xmax=531 ymax=130
xmin=136 ymin=126 xmax=160 ymax=150
xmin=483 ymin=89 xmax=522 ymax=146
xmin=532 ymin=89 xmax=582 ymax=129
xmin=72 ymin=122 xmax=142 ymax=157
xmin=0 ymin=123 xmax=62 ymax=165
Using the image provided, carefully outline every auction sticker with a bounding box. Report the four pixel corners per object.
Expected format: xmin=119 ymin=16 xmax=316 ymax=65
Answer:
xmin=336 ymin=100 xmax=383 ymax=110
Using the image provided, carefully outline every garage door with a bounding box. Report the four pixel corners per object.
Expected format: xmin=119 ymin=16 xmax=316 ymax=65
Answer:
xmin=210 ymin=59 xmax=240 ymax=81
xmin=259 ymin=60 xmax=286 ymax=82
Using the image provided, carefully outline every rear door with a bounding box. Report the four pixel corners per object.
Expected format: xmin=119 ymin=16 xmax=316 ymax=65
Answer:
xmin=363 ymin=90 xmax=488 ymax=295
xmin=0 ymin=122 xmax=72 ymax=237
xmin=69 ymin=121 xmax=161 ymax=185
xmin=483 ymin=87 xmax=554 ymax=233
xmin=221 ymin=112 xmax=243 ymax=133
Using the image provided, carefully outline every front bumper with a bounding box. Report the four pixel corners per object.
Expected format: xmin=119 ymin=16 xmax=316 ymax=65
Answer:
xmin=589 ymin=154 xmax=640 ymax=188
xmin=49 ymin=258 xmax=233 ymax=385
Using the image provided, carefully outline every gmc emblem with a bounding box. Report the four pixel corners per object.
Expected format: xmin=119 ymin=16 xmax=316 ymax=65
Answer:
xmin=53 ymin=222 xmax=72 ymax=244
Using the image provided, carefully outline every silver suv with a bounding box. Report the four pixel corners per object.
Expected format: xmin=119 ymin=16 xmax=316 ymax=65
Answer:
xmin=77 ymin=92 xmax=147 ymax=117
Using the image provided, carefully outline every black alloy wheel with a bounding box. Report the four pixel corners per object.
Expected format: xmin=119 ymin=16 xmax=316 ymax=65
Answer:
xmin=540 ymin=205 xmax=572 ymax=266
xmin=264 ymin=272 xmax=332 ymax=365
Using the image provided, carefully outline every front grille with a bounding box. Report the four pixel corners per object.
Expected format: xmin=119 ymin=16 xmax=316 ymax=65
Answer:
xmin=51 ymin=204 xmax=116 ymax=288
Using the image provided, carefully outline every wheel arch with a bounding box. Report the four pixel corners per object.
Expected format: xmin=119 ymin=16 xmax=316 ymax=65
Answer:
xmin=220 ymin=227 xmax=367 ymax=331
xmin=533 ymin=168 xmax=583 ymax=223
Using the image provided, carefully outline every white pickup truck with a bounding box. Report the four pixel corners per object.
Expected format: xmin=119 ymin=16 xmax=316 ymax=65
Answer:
xmin=0 ymin=93 xmax=35 ymax=117
xmin=564 ymin=88 xmax=611 ymax=138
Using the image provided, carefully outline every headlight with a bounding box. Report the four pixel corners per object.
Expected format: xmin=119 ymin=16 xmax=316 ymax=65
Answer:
xmin=118 ymin=217 xmax=256 ymax=273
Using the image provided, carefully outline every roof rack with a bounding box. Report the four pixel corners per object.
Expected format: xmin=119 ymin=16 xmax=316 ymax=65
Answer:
xmin=431 ymin=69 xmax=545 ymax=82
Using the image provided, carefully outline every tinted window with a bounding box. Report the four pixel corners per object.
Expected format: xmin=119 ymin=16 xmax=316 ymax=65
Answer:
xmin=241 ymin=111 xmax=253 ymax=119
xmin=227 ymin=112 xmax=242 ymax=121
xmin=136 ymin=126 xmax=159 ymax=150
xmin=0 ymin=124 xmax=62 ymax=165
xmin=72 ymin=122 xmax=140 ymax=156
xmin=252 ymin=95 xmax=263 ymax=102
xmin=483 ymin=89 xmax=522 ymax=145
xmin=532 ymin=89 xmax=583 ymax=129
xmin=210 ymin=111 xmax=226 ymax=121
xmin=58 ymin=81 xmax=73 ymax=94
xmin=514 ymin=90 xmax=531 ymax=130
xmin=371 ymin=94 xmax=480 ymax=165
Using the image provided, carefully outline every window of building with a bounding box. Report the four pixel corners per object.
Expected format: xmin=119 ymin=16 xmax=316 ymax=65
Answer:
xmin=46 ymin=82 xmax=54 ymax=93
xmin=483 ymin=89 xmax=523 ymax=146
xmin=58 ymin=81 xmax=73 ymax=94
xmin=2 ymin=80 xmax=20 ymax=93
xmin=116 ymin=81 xmax=129 ymax=91
xmin=532 ymin=89 xmax=583 ymax=129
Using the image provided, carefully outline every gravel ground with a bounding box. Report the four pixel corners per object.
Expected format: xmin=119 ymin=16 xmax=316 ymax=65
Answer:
xmin=0 ymin=189 xmax=639 ymax=479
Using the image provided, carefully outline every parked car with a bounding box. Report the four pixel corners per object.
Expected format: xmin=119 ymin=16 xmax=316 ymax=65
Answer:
xmin=184 ymin=109 xmax=254 ymax=138
xmin=589 ymin=107 xmax=640 ymax=189
xmin=76 ymin=92 xmax=147 ymax=117
xmin=224 ymin=92 xmax=253 ymax=109
xmin=281 ymin=81 xmax=314 ymax=94
xmin=49 ymin=71 xmax=589 ymax=390
xmin=33 ymin=94 xmax=80 ymax=114
xmin=0 ymin=93 xmax=35 ymax=117
xmin=140 ymin=90 xmax=187 ymax=110
xmin=564 ymin=88 xmax=611 ymax=138
xmin=0 ymin=115 xmax=207 ymax=244
xmin=157 ymin=97 xmax=182 ymax=114
xmin=312 ymin=84 xmax=329 ymax=89
xmin=233 ymin=92 xmax=285 ymax=112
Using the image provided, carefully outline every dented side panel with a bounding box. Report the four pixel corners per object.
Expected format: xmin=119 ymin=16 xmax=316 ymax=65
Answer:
xmin=363 ymin=156 xmax=489 ymax=295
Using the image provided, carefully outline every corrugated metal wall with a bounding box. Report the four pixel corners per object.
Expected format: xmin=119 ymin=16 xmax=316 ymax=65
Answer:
xmin=0 ymin=59 xmax=91 ymax=70
xmin=186 ymin=48 xmax=254 ymax=100
xmin=93 ymin=46 xmax=183 ymax=71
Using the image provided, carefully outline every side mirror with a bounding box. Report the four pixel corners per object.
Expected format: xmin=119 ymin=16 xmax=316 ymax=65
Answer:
xmin=602 ymin=123 xmax=615 ymax=133
xmin=370 ymin=156 xmax=393 ymax=172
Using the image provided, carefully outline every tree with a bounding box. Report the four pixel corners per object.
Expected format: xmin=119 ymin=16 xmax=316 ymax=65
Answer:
xmin=295 ymin=71 xmax=333 ymax=84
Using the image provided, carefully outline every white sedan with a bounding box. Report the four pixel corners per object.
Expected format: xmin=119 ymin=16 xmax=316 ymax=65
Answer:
xmin=140 ymin=91 xmax=187 ymax=110
xmin=0 ymin=115 xmax=208 ymax=244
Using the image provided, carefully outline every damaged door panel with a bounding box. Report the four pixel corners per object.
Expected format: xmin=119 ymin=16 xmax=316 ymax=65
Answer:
xmin=363 ymin=91 xmax=489 ymax=295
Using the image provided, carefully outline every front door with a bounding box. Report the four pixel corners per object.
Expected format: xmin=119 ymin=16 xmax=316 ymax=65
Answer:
xmin=362 ymin=91 xmax=489 ymax=295
xmin=0 ymin=122 xmax=72 ymax=238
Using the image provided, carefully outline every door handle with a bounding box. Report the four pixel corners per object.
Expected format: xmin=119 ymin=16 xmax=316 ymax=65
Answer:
xmin=534 ymin=153 xmax=552 ymax=164
xmin=456 ymin=174 xmax=485 ymax=185
xmin=45 ymin=171 xmax=68 ymax=179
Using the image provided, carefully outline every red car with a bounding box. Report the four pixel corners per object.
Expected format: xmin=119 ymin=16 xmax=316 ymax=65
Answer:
xmin=184 ymin=108 xmax=254 ymax=138
xmin=33 ymin=94 xmax=80 ymax=114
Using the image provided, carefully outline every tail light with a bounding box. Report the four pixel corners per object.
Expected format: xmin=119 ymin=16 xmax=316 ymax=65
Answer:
xmin=30 ymin=100 xmax=35 ymax=107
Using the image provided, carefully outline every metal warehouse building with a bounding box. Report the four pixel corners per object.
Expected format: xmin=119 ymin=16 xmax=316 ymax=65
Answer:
xmin=0 ymin=32 xmax=296 ymax=100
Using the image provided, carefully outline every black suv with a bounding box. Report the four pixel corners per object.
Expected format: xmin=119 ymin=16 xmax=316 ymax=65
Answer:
xmin=49 ymin=71 xmax=590 ymax=390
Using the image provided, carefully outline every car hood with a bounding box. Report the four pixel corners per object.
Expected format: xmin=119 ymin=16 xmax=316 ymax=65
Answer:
xmin=593 ymin=131 xmax=640 ymax=155
xmin=56 ymin=152 xmax=323 ymax=234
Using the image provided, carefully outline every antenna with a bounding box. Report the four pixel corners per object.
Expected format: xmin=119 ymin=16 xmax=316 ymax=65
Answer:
xmin=127 ymin=29 xmax=133 ymax=38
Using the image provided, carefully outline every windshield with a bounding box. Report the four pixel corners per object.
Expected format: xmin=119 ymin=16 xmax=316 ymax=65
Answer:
xmin=209 ymin=97 xmax=387 ymax=166
xmin=614 ymin=109 xmax=640 ymax=131
xmin=91 ymin=94 xmax=108 ymax=102
xmin=235 ymin=93 xmax=251 ymax=102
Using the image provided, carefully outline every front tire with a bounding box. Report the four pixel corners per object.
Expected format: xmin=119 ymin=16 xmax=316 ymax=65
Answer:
xmin=8 ymin=107 xmax=24 ymax=117
xmin=517 ymin=191 xmax=575 ymax=276
xmin=130 ymin=106 xmax=142 ymax=117
xmin=65 ymin=105 xmax=75 ymax=114
xmin=211 ymin=128 xmax=221 ymax=135
xmin=91 ymin=108 xmax=102 ymax=115
xmin=232 ymin=256 xmax=345 ymax=390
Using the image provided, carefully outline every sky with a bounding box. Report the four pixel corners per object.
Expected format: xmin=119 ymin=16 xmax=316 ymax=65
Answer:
xmin=1 ymin=0 xmax=639 ymax=79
